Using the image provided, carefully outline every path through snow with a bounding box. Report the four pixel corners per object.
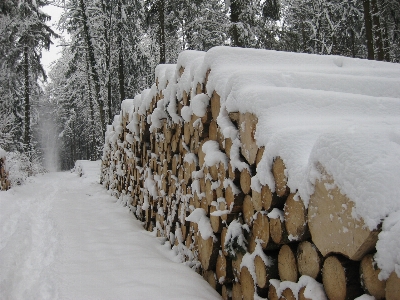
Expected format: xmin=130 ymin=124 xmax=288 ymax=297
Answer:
xmin=0 ymin=161 xmax=220 ymax=300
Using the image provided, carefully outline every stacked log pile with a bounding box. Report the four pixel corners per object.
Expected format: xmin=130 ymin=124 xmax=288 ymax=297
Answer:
xmin=0 ymin=152 xmax=10 ymax=191
xmin=101 ymin=48 xmax=400 ymax=300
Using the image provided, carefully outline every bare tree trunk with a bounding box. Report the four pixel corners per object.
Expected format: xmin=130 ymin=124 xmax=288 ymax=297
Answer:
xmin=85 ymin=54 xmax=97 ymax=160
xmin=158 ymin=0 xmax=166 ymax=63
xmin=118 ymin=0 xmax=126 ymax=103
xmin=101 ymin=0 xmax=113 ymax=125
xmin=363 ymin=0 xmax=375 ymax=60
xmin=23 ymin=46 xmax=31 ymax=151
xmin=79 ymin=0 xmax=106 ymax=136
xmin=371 ymin=0 xmax=385 ymax=60
xmin=230 ymin=0 xmax=243 ymax=47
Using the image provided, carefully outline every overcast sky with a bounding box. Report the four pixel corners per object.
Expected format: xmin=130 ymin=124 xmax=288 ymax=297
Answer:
xmin=41 ymin=4 xmax=64 ymax=74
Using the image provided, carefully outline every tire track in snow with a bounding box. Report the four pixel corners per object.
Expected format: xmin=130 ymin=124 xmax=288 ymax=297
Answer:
xmin=0 ymin=175 xmax=60 ymax=300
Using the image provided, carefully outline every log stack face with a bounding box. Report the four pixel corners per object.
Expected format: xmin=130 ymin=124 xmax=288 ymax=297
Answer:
xmin=0 ymin=156 xmax=10 ymax=191
xmin=101 ymin=61 xmax=391 ymax=300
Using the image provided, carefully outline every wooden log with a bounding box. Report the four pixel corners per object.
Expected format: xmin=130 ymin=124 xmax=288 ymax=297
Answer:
xmin=272 ymin=157 xmax=289 ymax=198
xmin=210 ymin=204 xmax=223 ymax=233
xmin=284 ymin=194 xmax=309 ymax=241
xmin=240 ymin=266 xmax=255 ymax=300
xmin=251 ymin=212 xmax=270 ymax=250
xmin=240 ymin=167 xmax=252 ymax=195
xmin=211 ymin=91 xmax=221 ymax=121
xmin=228 ymin=163 xmax=241 ymax=184
xmin=216 ymin=251 xmax=233 ymax=284
xmin=254 ymin=254 xmax=279 ymax=289
xmin=255 ymin=147 xmax=264 ymax=167
xmin=359 ymin=254 xmax=385 ymax=299
xmin=182 ymin=90 xmax=189 ymax=106
xmin=251 ymin=189 xmax=263 ymax=212
xmin=209 ymin=120 xmax=218 ymax=141
xmin=268 ymin=281 xmax=280 ymax=300
xmin=239 ymin=112 xmax=258 ymax=165
xmin=198 ymin=234 xmax=220 ymax=271
xmin=279 ymin=288 xmax=296 ymax=300
xmin=225 ymin=184 xmax=244 ymax=213
xmin=203 ymin=270 xmax=219 ymax=291
xmin=308 ymin=173 xmax=379 ymax=261
xmin=232 ymin=252 xmax=244 ymax=280
xmin=225 ymin=138 xmax=233 ymax=158
xmin=221 ymin=227 xmax=229 ymax=256
xmin=386 ymin=271 xmax=400 ymax=300
xmin=242 ymin=195 xmax=255 ymax=227
xmin=269 ymin=210 xmax=291 ymax=245
xmin=278 ymin=245 xmax=298 ymax=282
xmin=296 ymin=241 xmax=322 ymax=280
xmin=322 ymin=255 xmax=363 ymax=300
xmin=232 ymin=282 xmax=242 ymax=300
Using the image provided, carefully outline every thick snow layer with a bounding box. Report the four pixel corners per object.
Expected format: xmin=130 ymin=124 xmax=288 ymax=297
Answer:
xmin=155 ymin=64 xmax=176 ymax=90
xmin=0 ymin=161 xmax=220 ymax=299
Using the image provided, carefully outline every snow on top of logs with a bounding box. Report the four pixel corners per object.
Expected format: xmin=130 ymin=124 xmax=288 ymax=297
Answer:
xmin=121 ymin=98 xmax=134 ymax=118
xmin=176 ymin=51 xmax=206 ymax=97
xmin=196 ymin=46 xmax=400 ymax=97
xmin=155 ymin=64 xmax=176 ymax=91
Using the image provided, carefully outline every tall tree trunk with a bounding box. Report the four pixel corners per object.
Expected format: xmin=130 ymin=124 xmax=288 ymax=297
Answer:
xmin=101 ymin=0 xmax=113 ymax=125
xmin=85 ymin=53 xmax=97 ymax=160
xmin=118 ymin=0 xmax=126 ymax=103
xmin=158 ymin=0 xmax=166 ymax=63
xmin=23 ymin=46 xmax=31 ymax=151
xmin=363 ymin=0 xmax=375 ymax=60
xmin=371 ymin=0 xmax=385 ymax=60
xmin=79 ymin=0 xmax=106 ymax=136
xmin=230 ymin=0 xmax=243 ymax=47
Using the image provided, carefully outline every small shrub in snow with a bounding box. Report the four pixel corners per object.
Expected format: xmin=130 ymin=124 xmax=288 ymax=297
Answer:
xmin=5 ymin=151 xmax=46 ymax=187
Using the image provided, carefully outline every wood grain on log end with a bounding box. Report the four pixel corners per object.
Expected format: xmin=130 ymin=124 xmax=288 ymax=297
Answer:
xmin=296 ymin=241 xmax=322 ymax=280
xmin=240 ymin=266 xmax=255 ymax=300
xmin=360 ymin=254 xmax=385 ymax=299
xmin=239 ymin=112 xmax=258 ymax=165
xmin=308 ymin=174 xmax=379 ymax=261
xmin=322 ymin=255 xmax=363 ymax=300
xmin=386 ymin=271 xmax=400 ymax=300
xmin=278 ymin=245 xmax=298 ymax=282
xmin=272 ymin=157 xmax=289 ymax=198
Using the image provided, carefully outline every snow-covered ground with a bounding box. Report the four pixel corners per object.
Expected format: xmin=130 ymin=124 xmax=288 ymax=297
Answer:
xmin=0 ymin=161 xmax=220 ymax=300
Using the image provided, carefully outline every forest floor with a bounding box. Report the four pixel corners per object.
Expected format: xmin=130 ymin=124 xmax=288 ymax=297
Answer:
xmin=0 ymin=161 xmax=220 ymax=300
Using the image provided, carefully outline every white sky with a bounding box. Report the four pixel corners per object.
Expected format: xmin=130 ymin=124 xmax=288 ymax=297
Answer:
xmin=41 ymin=4 xmax=64 ymax=74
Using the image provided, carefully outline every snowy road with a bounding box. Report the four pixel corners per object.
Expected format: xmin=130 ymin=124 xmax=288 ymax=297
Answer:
xmin=0 ymin=162 xmax=220 ymax=300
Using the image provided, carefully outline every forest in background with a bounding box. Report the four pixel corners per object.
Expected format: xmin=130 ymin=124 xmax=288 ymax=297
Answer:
xmin=1 ymin=0 xmax=399 ymax=171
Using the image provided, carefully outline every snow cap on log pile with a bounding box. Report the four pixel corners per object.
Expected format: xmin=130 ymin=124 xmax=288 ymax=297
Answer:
xmin=155 ymin=64 xmax=176 ymax=90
